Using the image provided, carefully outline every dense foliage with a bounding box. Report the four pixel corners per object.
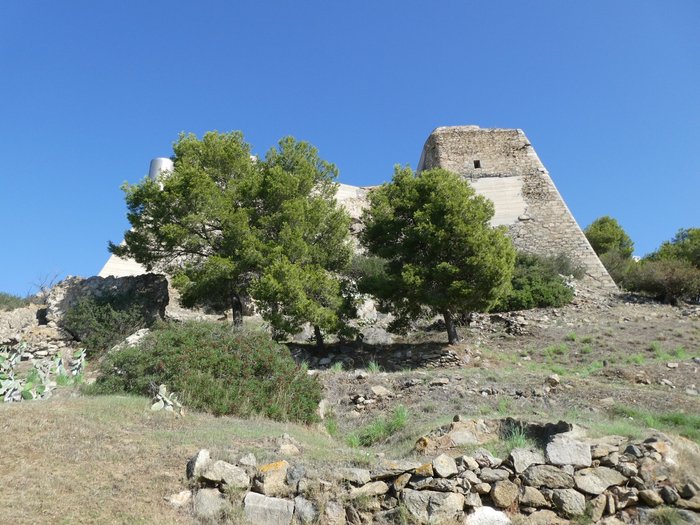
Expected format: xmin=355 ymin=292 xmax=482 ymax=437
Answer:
xmin=111 ymin=131 xmax=352 ymax=347
xmin=647 ymin=228 xmax=700 ymax=268
xmin=360 ymin=166 xmax=515 ymax=343
xmin=86 ymin=322 xmax=322 ymax=423
xmin=493 ymin=254 xmax=575 ymax=311
xmin=584 ymin=216 xmax=634 ymax=258
xmin=626 ymin=259 xmax=700 ymax=305
xmin=62 ymin=295 xmax=149 ymax=356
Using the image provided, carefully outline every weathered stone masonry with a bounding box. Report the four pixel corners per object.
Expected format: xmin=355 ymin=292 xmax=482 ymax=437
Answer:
xmin=418 ymin=126 xmax=617 ymax=292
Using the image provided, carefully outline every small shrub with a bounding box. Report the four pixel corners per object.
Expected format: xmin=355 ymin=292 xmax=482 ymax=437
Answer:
xmin=497 ymin=397 xmax=512 ymax=416
xmin=324 ymin=415 xmax=339 ymax=437
xmin=0 ymin=292 xmax=29 ymax=311
xmin=565 ymin=332 xmax=577 ymax=342
xmin=500 ymin=426 xmax=536 ymax=455
xmin=626 ymin=259 xmax=700 ymax=304
xmin=493 ymin=253 xmax=576 ymax=312
xmin=329 ymin=361 xmax=344 ymax=372
xmin=62 ymin=295 xmax=149 ymax=356
xmin=348 ymin=405 xmax=409 ymax=447
xmin=649 ymin=506 xmax=688 ymax=525
xmin=85 ymin=321 xmax=323 ymax=424
xmin=366 ymin=361 xmax=382 ymax=373
xmin=544 ymin=343 xmax=569 ymax=360
xmin=599 ymin=249 xmax=635 ymax=286
xmin=626 ymin=353 xmax=646 ymax=365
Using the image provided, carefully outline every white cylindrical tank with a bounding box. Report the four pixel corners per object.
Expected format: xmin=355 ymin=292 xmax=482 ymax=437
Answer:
xmin=148 ymin=157 xmax=174 ymax=180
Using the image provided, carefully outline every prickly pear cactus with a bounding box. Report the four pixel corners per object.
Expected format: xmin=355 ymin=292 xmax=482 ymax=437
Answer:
xmin=151 ymin=384 xmax=185 ymax=417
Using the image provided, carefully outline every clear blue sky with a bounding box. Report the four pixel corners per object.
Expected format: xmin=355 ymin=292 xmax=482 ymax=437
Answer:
xmin=1 ymin=1 xmax=698 ymax=296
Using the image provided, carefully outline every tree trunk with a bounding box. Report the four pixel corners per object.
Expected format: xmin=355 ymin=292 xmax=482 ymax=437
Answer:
xmin=444 ymin=311 xmax=461 ymax=345
xmin=313 ymin=325 xmax=325 ymax=352
xmin=230 ymin=292 xmax=243 ymax=326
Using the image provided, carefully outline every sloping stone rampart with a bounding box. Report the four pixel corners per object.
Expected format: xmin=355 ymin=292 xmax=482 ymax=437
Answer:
xmin=417 ymin=126 xmax=617 ymax=292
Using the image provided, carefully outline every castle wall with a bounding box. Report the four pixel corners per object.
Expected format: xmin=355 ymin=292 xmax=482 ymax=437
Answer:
xmin=418 ymin=126 xmax=617 ymax=292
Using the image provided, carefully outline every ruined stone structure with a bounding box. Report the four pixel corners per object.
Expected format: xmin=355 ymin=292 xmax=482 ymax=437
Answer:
xmin=100 ymin=126 xmax=616 ymax=292
xmin=418 ymin=126 xmax=617 ymax=291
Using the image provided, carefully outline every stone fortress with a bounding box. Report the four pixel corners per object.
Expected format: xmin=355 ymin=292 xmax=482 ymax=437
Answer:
xmin=100 ymin=126 xmax=616 ymax=292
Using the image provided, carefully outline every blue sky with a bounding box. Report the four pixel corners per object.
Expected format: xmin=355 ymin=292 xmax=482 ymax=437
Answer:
xmin=1 ymin=1 xmax=698 ymax=295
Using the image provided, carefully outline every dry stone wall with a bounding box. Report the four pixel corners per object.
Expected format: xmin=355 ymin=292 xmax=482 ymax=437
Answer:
xmin=175 ymin=426 xmax=700 ymax=524
xmin=417 ymin=126 xmax=617 ymax=293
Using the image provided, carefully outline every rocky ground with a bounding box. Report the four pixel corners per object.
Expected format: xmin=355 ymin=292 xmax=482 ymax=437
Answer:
xmin=1 ymin=279 xmax=699 ymax=524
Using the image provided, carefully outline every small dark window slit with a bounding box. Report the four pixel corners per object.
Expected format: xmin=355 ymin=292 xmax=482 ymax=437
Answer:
xmin=473 ymin=160 xmax=481 ymax=168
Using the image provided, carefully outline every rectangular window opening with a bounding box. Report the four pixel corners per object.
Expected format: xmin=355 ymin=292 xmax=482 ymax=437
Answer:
xmin=473 ymin=160 xmax=481 ymax=169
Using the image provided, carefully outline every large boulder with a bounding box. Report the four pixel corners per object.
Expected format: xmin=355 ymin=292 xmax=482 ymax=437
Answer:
xmin=545 ymin=436 xmax=592 ymax=468
xmin=46 ymin=274 xmax=168 ymax=329
xmin=193 ymin=488 xmax=227 ymax=520
xmin=243 ymin=492 xmax=294 ymax=525
xmin=402 ymin=489 xmax=464 ymax=523
xmin=551 ymin=488 xmax=586 ymax=517
xmin=522 ymin=465 xmax=574 ymax=489
xmin=574 ymin=466 xmax=626 ymax=495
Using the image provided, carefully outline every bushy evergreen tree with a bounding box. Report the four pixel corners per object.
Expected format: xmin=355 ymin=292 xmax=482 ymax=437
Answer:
xmin=360 ymin=166 xmax=515 ymax=344
xmin=584 ymin=216 xmax=634 ymax=258
xmin=111 ymin=131 xmax=352 ymax=347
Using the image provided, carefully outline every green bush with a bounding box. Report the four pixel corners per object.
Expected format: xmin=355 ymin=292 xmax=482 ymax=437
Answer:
xmin=584 ymin=216 xmax=634 ymax=258
xmin=0 ymin=292 xmax=29 ymax=311
xmin=626 ymin=259 xmax=700 ymax=305
xmin=599 ymin=249 xmax=635 ymax=286
xmin=493 ymin=253 xmax=575 ymax=311
xmin=348 ymin=405 xmax=409 ymax=446
xmin=86 ymin=321 xmax=322 ymax=424
xmin=63 ymin=296 xmax=148 ymax=356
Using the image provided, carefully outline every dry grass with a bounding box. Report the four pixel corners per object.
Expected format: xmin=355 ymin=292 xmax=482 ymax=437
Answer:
xmin=0 ymin=394 xmax=356 ymax=524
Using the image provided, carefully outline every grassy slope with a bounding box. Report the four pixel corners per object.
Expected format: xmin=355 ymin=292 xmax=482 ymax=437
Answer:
xmin=0 ymin=395 xmax=352 ymax=525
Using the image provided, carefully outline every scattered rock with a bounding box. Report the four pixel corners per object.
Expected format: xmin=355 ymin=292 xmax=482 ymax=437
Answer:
xmin=464 ymin=506 xmax=512 ymax=525
xmin=589 ymin=493 xmax=607 ymax=522
xmin=551 ymin=488 xmax=586 ymax=517
xmin=546 ymin=436 xmax=592 ymax=467
xmin=403 ymin=489 xmax=464 ymax=523
xmin=491 ymin=480 xmax=519 ymax=508
xmin=239 ymin=452 xmax=257 ymax=468
xmin=254 ymin=460 xmax=290 ymax=496
xmin=323 ymin=500 xmax=346 ymax=525
xmin=432 ymin=453 xmax=458 ymax=478
xmin=370 ymin=385 xmax=392 ymax=398
xmin=243 ymin=491 xmax=294 ymax=525
xmin=574 ymin=466 xmax=626 ymax=495
xmin=202 ymin=460 xmax=250 ymax=489
xmin=293 ymin=496 xmax=317 ymax=524
xmin=338 ymin=468 xmax=371 ymax=486
xmin=638 ymin=489 xmax=664 ymax=507
xmin=510 ymin=448 xmax=545 ymax=474
xmin=522 ymin=465 xmax=574 ymax=489
xmin=349 ymin=481 xmax=389 ymax=500
xmin=193 ymin=488 xmax=227 ymax=519
xmin=660 ymin=485 xmax=680 ymax=504
xmin=186 ymin=449 xmax=211 ymax=480
xmin=165 ymin=490 xmax=192 ymax=508
xmin=479 ymin=468 xmax=510 ymax=483
xmin=520 ymin=486 xmax=549 ymax=508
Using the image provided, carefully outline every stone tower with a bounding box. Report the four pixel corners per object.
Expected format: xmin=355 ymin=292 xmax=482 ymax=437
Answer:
xmin=418 ymin=126 xmax=617 ymax=291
